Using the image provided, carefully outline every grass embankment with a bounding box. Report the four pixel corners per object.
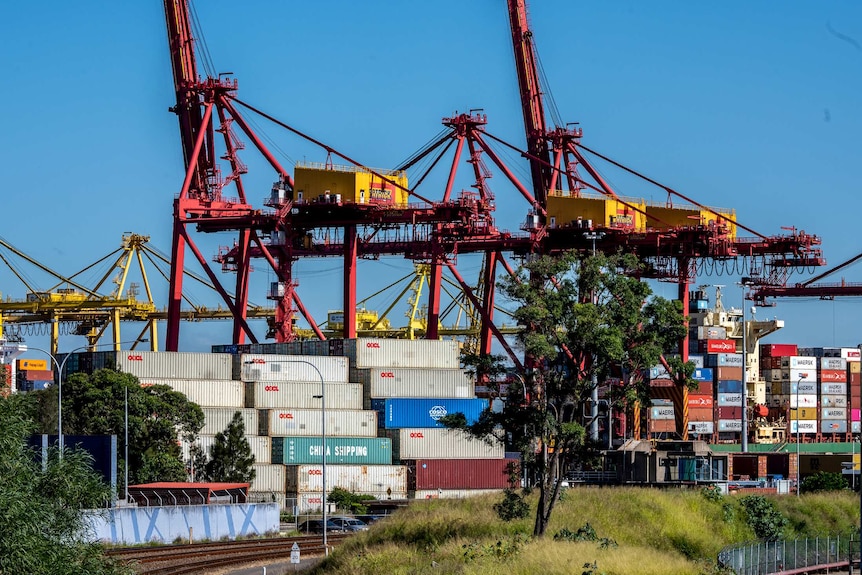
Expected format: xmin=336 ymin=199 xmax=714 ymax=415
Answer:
xmin=310 ymin=487 xmax=859 ymax=575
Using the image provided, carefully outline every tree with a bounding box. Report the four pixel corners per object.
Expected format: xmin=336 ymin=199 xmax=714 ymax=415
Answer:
xmin=32 ymin=369 xmax=204 ymax=487
xmin=449 ymin=252 xmax=691 ymax=536
xmin=0 ymin=393 xmax=132 ymax=575
xmin=199 ymin=411 xmax=256 ymax=483
xmin=801 ymin=471 xmax=848 ymax=494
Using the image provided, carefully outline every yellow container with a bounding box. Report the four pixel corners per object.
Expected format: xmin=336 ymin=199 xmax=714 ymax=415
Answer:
xmin=17 ymin=358 xmax=48 ymax=371
xmin=790 ymin=407 xmax=817 ymax=420
xmin=850 ymin=362 xmax=861 ymax=374
xmin=645 ymin=204 xmax=737 ymax=239
xmin=294 ymin=162 xmax=409 ymax=206
xmin=546 ymin=191 xmax=646 ymax=230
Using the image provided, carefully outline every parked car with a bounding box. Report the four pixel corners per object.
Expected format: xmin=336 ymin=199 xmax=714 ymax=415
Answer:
xmin=356 ymin=514 xmax=388 ymax=525
xmin=297 ymin=519 xmax=345 ymax=534
xmin=328 ymin=516 xmax=369 ymax=532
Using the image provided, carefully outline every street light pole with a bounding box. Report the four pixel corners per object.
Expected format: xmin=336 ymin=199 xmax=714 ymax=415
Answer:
xmin=246 ymin=358 xmax=327 ymax=555
xmin=796 ymin=375 xmax=802 ymax=498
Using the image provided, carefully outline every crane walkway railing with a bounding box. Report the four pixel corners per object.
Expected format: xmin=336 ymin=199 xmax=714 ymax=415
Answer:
xmin=718 ymin=534 xmax=856 ymax=574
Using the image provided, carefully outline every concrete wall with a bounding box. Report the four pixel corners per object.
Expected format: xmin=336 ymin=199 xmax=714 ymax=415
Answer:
xmin=83 ymin=503 xmax=280 ymax=544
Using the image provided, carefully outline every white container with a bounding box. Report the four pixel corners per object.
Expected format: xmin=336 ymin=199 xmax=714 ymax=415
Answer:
xmin=649 ymin=406 xmax=675 ymax=420
xmin=291 ymin=491 xmax=408 ymax=514
xmin=118 ymin=351 xmax=233 ymax=380
xmin=286 ymin=464 xmax=407 ymax=494
xmin=717 ymin=419 xmax=742 ymax=432
xmin=820 ymin=357 xmax=847 ymax=371
xmin=411 ymin=488 xmax=503 ymax=500
xmin=821 ymin=407 xmax=847 ymax=420
xmin=841 ymin=348 xmax=861 ymax=360
xmin=821 ymin=395 xmax=847 ymax=408
xmin=688 ymin=421 xmax=714 ymax=434
xmin=390 ymin=428 xmax=505 ymax=460
xmin=138 ymin=379 xmax=244 ymax=408
xmin=245 ymin=382 xmax=363 ymax=409
xmin=350 ymin=368 xmax=473 ymax=399
xmin=238 ymin=354 xmax=349 ymax=383
xmin=786 ymin=382 xmax=817 ymax=395
xmin=688 ymin=355 xmax=704 ymax=368
xmin=200 ymin=408 xmax=260 ymax=435
xmin=692 ymin=326 xmax=727 ymax=340
xmin=250 ymin=464 xmax=286 ymax=492
xmin=263 ymin=409 xmax=377 ymax=437
xmin=821 ymin=383 xmax=848 ymax=395
xmin=182 ymin=435 xmax=271 ymax=465
xmin=780 ymin=356 xmax=817 ymax=370
xmin=342 ymin=338 xmax=461 ymax=368
xmin=781 ymin=369 xmax=817 ymax=384
xmin=790 ymin=420 xmax=817 ymax=434
xmin=717 ymin=393 xmax=743 ymax=407
xmin=789 ymin=394 xmax=817 ymax=408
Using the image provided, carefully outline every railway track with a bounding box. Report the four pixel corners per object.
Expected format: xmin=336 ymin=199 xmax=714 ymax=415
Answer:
xmin=107 ymin=534 xmax=349 ymax=575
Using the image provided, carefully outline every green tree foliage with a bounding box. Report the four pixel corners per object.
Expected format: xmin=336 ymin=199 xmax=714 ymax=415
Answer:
xmin=32 ymin=369 xmax=204 ymax=486
xmin=739 ymin=495 xmax=788 ymax=540
xmin=328 ymin=486 xmax=375 ymax=514
xmin=493 ymin=489 xmax=530 ymax=521
xmin=800 ymin=471 xmax=849 ymax=494
xmin=0 ymin=394 xmax=131 ymax=575
xmin=451 ymin=252 xmax=691 ymax=536
xmin=200 ymin=411 xmax=256 ymax=483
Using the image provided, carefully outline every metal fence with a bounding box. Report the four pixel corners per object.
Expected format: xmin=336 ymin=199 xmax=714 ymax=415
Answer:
xmin=718 ymin=534 xmax=856 ymax=574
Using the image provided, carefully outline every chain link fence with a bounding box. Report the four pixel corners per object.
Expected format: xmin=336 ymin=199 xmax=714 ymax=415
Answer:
xmin=718 ymin=534 xmax=857 ymax=574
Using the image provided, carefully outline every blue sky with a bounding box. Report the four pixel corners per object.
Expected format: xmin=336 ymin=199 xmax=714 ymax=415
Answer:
xmin=3 ymin=1 xmax=862 ymax=354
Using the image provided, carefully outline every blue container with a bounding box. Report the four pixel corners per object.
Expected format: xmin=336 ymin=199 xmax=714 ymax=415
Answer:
xmin=692 ymin=368 xmax=713 ymax=382
xmin=716 ymin=380 xmax=743 ymax=394
xmin=379 ymin=398 xmax=488 ymax=429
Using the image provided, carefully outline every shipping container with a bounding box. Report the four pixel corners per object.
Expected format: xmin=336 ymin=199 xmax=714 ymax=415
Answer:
xmin=271 ymin=436 xmax=393 ymax=465
xmin=789 ymin=394 xmax=817 ymax=408
xmin=765 ymin=369 xmax=783 ymax=383
xmin=820 ymin=395 xmax=847 ymax=408
xmin=821 ymin=407 xmax=847 ymax=420
xmin=250 ymin=464 xmax=287 ymax=492
xmin=851 ymin=362 xmax=861 ymax=375
xmin=389 ymin=428 xmax=505 ymax=460
xmin=310 ymin=338 xmax=461 ymax=369
xmin=649 ymin=419 xmax=676 ymax=433
xmin=760 ymin=344 xmax=798 ymax=358
xmin=695 ymin=381 xmax=714 ymax=395
xmin=244 ymin=382 xmax=363 ymax=409
xmin=374 ymin=398 xmax=488 ymax=429
xmin=820 ymin=420 xmax=848 ymax=434
xmin=779 ymin=356 xmax=817 ymax=370
xmin=688 ymin=355 xmax=705 ymax=368
xmin=411 ymin=488 xmax=505 ymax=500
xmin=138 ymin=379 xmax=244 ymax=408
xmin=290 ymin=491 xmax=408 ymax=514
xmin=701 ymin=340 xmax=737 ymax=354
xmin=789 ymin=407 xmax=818 ymax=420
xmin=717 ymin=419 xmax=742 ymax=432
xmin=688 ymin=407 xmax=714 ymax=422
xmin=818 ymin=369 xmax=847 ymax=383
xmin=706 ymin=353 xmax=743 ymax=368
xmin=649 ymin=406 xmax=675 ymax=420
xmin=350 ymin=368 xmax=473 ymax=399
xmin=262 ymin=408 xmax=377 ymax=437
xmin=236 ymin=354 xmax=349 ymax=383
xmin=854 ymin=422 xmax=862 ymax=433
xmin=285 ymin=464 xmax=407 ymax=494
xmin=782 ymin=369 xmax=817 ymax=384
xmin=787 ymin=382 xmax=817 ymax=395
xmin=821 ymin=358 xmax=848 ymax=371
xmin=716 ymin=380 xmax=742 ymax=394
xmin=854 ymin=409 xmax=861 ymax=422
xmin=820 ymin=383 xmax=847 ymax=395
xmin=118 ymin=351 xmax=233 ymax=380
xmin=688 ymin=395 xmax=713 ymax=409
xmin=648 ymin=365 xmax=671 ymax=380
xmin=688 ymin=421 xmax=714 ymax=434
xmin=691 ymin=326 xmax=728 ymax=340
xmin=692 ymin=368 xmax=713 ymax=382
xmin=648 ymin=378 xmax=674 ymax=388
xmin=21 ymin=369 xmax=54 ymax=381
xmin=200 ymin=407 xmax=259 ymax=435
xmin=843 ymin=348 xmax=862 ymax=361
xmin=717 ymin=393 xmax=743 ymax=407
xmin=715 ymin=366 xmax=743 ymax=380
xmin=405 ymin=458 xmax=517 ymax=490
xmin=790 ymin=420 xmax=817 ymax=434
xmin=16 ymin=358 xmax=48 ymax=371
xmin=718 ymin=406 xmax=742 ymax=419
xmin=182 ymin=435 xmax=271 ymax=465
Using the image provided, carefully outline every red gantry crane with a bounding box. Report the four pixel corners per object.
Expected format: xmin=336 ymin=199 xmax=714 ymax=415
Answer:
xmin=162 ymin=0 xmax=824 ymax=443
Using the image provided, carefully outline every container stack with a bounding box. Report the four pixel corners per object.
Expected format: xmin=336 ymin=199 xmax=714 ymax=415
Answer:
xmin=687 ymin=367 xmax=715 ymax=438
xmin=15 ymin=358 xmax=52 ymax=392
xmin=818 ymin=357 xmax=848 ymax=438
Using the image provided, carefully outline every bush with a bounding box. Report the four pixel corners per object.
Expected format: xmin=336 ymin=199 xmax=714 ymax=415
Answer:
xmin=739 ymin=495 xmax=787 ymax=540
xmin=328 ymin=487 xmax=375 ymax=514
xmin=801 ymin=471 xmax=848 ymax=494
xmin=493 ymin=489 xmax=530 ymax=521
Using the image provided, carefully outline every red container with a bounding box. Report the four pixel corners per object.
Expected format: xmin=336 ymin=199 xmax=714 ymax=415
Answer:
xmin=22 ymin=369 xmax=54 ymax=382
xmin=763 ymin=357 xmax=783 ymax=369
xmin=718 ymin=406 xmax=742 ymax=419
xmin=695 ymin=381 xmax=714 ymax=395
xmin=819 ymin=369 xmax=847 ymax=383
xmin=760 ymin=344 xmax=798 ymax=358
xmin=649 ymin=419 xmax=676 ymax=433
xmin=716 ymin=367 xmax=743 ymax=380
xmin=649 ymin=378 xmax=674 ymax=388
xmin=702 ymin=340 xmax=736 ymax=354
xmin=406 ymin=458 xmax=518 ymax=490
xmin=850 ymin=373 xmax=861 ymax=386
xmin=688 ymin=395 xmax=713 ymax=409
xmin=689 ymin=407 xmax=714 ymax=421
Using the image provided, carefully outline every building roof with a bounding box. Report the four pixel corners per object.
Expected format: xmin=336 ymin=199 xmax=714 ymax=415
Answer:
xmin=130 ymin=482 xmax=249 ymax=490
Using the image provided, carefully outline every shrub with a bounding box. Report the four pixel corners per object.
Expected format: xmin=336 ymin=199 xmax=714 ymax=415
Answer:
xmin=328 ymin=487 xmax=375 ymax=514
xmin=801 ymin=471 xmax=848 ymax=494
xmin=493 ymin=489 xmax=530 ymax=521
xmin=739 ymin=495 xmax=787 ymax=540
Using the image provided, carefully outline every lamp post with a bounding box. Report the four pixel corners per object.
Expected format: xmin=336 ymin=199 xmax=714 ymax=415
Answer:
xmin=584 ymin=231 xmax=604 ymax=442
xmin=796 ymin=374 xmax=803 ymax=498
xmin=246 ymin=358 xmax=327 ymax=555
xmin=857 ymin=343 xmax=862 ymax=569
xmin=738 ymin=279 xmax=756 ymax=453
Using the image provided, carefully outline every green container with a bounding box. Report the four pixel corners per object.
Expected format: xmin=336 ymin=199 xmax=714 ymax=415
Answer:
xmin=272 ymin=436 xmax=392 ymax=465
